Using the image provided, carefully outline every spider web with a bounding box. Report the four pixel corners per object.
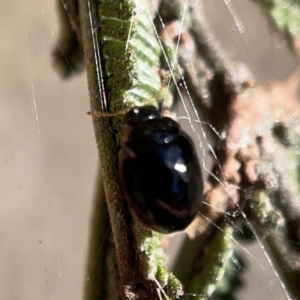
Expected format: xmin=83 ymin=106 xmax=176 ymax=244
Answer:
xmin=144 ymin=1 xmax=296 ymax=300
xmin=1 ymin=0 xmax=298 ymax=299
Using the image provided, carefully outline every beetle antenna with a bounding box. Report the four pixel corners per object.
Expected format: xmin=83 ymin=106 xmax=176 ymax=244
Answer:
xmin=87 ymin=110 xmax=127 ymax=118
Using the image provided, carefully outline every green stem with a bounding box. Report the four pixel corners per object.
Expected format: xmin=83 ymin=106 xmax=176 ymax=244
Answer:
xmin=78 ymin=0 xmax=183 ymax=299
xmin=84 ymin=169 xmax=120 ymax=300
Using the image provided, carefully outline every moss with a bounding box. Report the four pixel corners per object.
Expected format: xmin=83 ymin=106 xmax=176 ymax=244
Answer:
xmin=138 ymin=231 xmax=183 ymax=297
xmin=257 ymin=0 xmax=300 ymax=37
xmin=99 ymin=1 xmax=135 ymax=20
xmin=100 ymin=19 xmax=136 ymax=41
xmin=249 ymin=189 xmax=283 ymax=231
xmin=102 ymin=40 xmax=135 ymax=61
xmin=186 ymin=225 xmax=234 ymax=299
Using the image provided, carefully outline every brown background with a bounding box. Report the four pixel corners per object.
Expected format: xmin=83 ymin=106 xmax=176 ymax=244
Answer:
xmin=0 ymin=0 xmax=297 ymax=299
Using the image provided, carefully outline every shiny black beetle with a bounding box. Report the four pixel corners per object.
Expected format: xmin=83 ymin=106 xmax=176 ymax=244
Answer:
xmin=119 ymin=106 xmax=203 ymax=233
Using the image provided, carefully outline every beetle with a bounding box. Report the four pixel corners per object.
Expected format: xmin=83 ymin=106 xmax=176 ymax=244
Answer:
xmin=119 ymin=106 xmax=203 ymax=233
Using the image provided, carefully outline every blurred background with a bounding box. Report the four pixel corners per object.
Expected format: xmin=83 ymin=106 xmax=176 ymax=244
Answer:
xmin=0 ymin=0 xmax=298 ymax=299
